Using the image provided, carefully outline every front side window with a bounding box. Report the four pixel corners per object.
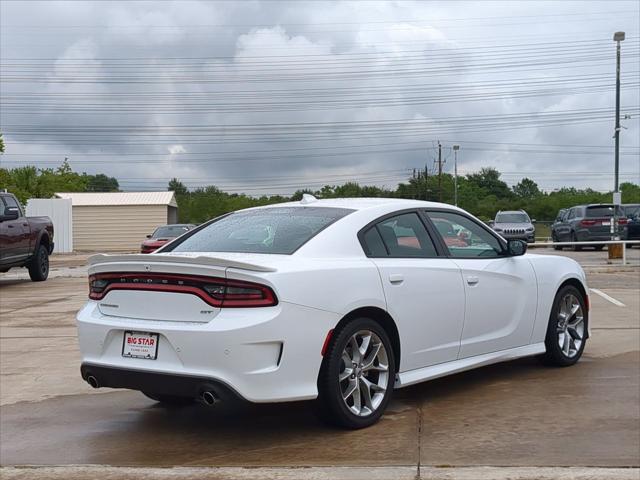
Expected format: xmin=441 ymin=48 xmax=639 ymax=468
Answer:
xmin=363 ymin=212 xmax=437 ymax=258
xmin=166 ymin=207 xmax=353 ymax=255
xmin=427 ymin=211 xmax=504 ymax=258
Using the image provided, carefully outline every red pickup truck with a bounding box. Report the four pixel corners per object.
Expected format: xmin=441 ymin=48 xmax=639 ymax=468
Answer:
xmin=0 ymin=192 xmax=54 ymax=281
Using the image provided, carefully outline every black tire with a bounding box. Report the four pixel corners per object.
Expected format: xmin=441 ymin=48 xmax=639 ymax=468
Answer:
xmin=142 ymin=391 xmax=194 ymax=406
xmin=28 ymin=243 xmax=49 ymax=282
xmin=552 ymin=233 xmax=562 ymax=250
xmin=540 ymin=285 xmax=587 ymax=367
xmin=571 ymin=232 xmax=582 ymax=251
xmin=316 ymin=317 xmax=396 ymax=429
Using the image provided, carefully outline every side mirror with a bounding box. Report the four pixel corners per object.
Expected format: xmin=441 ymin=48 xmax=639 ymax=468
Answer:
xmin=146 ymin=234 xmax=152 ymax=239
xmin=531 ymin=219 xmax=536 ymax=223
xmin=488 ymin=220 xmax=495 ymax=227
xmin=507 ymin=239 xmax=527 ymax=256
xmin=0 ymin=207 xmax=19 ymax=222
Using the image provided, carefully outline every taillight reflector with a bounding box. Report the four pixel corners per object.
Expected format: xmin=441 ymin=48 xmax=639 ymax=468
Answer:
xmin=88 ymin=272 xmax=277 ymax=308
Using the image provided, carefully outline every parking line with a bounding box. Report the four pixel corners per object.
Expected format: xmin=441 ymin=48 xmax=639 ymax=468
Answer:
xmin=590 ymin=288 xmax=626 ymax=307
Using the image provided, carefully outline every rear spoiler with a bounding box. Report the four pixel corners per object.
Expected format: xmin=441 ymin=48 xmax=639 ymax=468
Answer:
xmin=88 ymin=254 xmax=277 ymax=273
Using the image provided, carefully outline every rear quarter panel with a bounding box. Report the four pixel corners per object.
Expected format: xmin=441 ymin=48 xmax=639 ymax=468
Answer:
xmin=527 ymin=254 xmax=588 ymax=343
xmin=227 ymin=257 xmax=386 ymax=315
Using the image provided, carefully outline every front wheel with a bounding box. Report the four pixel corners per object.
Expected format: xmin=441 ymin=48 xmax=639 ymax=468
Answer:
xmin=28 ymin=244 xmax=49 ymax=282
xmin=316 ymin=318 xmax=396 ymax=429
xmin=540 ymin=285 xmax=587 ymax=367
xmin=552 ymin=233 xmax=562 ymax=250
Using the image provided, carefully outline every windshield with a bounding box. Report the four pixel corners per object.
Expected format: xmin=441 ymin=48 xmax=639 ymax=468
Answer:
xmin=152 ymin=225 xmax=192 ymax=238
xmin=585 ymin=206 xmax=623 ymax=218
xmin=167 ymin=207 xmax=353 ymax=254
xmin=495 ymin=213 xmax=529 ymax=223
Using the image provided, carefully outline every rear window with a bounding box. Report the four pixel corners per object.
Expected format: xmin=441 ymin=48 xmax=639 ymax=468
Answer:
xmin=624 ymin=205 xmax=640 ymax=217
xmin=585 ymin=206 xmax=623 ymax=218
xmin=167 ymin=207 xmax=353 ymax=254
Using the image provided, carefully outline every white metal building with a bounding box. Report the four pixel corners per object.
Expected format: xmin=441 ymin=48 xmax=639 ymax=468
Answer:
xmin=54 ymin=191 xmax=178 ymax=252
xmin=25 ymin=198 xmax=73 ymax=253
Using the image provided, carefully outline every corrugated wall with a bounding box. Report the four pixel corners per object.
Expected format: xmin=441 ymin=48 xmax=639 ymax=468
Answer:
xmin=72 ymin=205 xmax=168 ymax=251
xmin=25 ymin=198 xmax=73 ymax=253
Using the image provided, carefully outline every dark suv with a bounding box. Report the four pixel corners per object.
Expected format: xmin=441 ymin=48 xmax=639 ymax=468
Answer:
xmin=623 ymin=204 xmax=640 ymax=247
xmin=551 ymin=204 xmax=626 ymax=250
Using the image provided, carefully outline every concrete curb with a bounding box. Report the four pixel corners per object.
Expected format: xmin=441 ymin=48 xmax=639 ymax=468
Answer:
xmin=1 ymin=466 xmax=639 ymax=480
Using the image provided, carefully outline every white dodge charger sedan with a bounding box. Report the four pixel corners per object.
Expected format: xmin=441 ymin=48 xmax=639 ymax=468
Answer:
xmin=77 ymin=197 xmax=588 ymax=428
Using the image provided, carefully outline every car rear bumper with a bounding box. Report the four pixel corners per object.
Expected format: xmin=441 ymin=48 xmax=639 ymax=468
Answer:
xmin=80 ymin=363 xmax=243 ymax=403
xmin=76 ymin=300 xmax=339 ymax=403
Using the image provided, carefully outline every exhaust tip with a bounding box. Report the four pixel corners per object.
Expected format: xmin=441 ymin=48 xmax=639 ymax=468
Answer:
xmin=86 ymin=375 xmax=100 ymax=389
xmin=201 ymin=390 xmax=218 ymax=406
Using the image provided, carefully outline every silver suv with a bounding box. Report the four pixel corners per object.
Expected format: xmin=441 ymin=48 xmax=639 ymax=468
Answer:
xmin=490 ymin=210 xmax=535 ymax=243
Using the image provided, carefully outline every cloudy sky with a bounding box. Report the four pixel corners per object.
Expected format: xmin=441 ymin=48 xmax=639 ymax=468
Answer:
xmin=1 ymin=0 xmax=639 ymax=195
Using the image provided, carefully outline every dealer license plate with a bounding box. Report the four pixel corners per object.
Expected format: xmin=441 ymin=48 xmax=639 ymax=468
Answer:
xmin=601 ymin=221 xmax=611 ymax=226
xmin=122 ymin=331 xmax=159 ymax=360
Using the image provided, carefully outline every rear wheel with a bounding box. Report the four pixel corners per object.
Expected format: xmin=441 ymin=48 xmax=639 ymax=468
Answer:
xmin=571 ymin=232 xmax=582 ymax=251
xmin=28 ymin=243 xmax=49 ymax=282
xmin=540 ymin=285 xmax=587 ymax=367
xmin=316 ymin=317 xmax=396 ymax=429
xmin=142 ymin=392 xmax=194 ymax=406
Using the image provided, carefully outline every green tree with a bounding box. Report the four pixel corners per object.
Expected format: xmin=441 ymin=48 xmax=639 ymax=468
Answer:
xmin=85 ymin=173 xmax=119 ymax=192
xmin=0 ymin=132 xmax=4 ymax=153
xmin=466 ymin=167 xmax=513 ymax=199
xmin=513 ymin=178 xmax=541 ymax=198
xmin=168 ymin=178 xmax=188 ymax=195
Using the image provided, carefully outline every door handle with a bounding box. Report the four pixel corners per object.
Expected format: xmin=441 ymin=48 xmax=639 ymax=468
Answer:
xmin=466 ymin=275 xmax=480 ymax=286
xmin=389 ymin=274 xmax=404 ymax=284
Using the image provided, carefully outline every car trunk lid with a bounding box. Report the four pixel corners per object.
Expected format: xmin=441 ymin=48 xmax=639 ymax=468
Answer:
xmin=88 ymin=253 xmax=277 ymax=322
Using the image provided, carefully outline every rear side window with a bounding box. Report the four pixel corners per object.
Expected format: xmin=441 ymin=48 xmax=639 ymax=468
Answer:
xmin=362 ymin=227 xmax=388 ymax=257
xmin=167 ymin=207 xmax=353 ymax=255
xmin=363 ymin=212 xmax=437 ymax=258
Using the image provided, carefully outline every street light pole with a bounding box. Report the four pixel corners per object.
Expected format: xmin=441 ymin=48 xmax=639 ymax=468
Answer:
xmin=612 ymin=31 xmax=625 ymax=241
xmin=614 ymin=31 xmax=624 ymax=193
xmin=453 ymin=145 xmax=460 ymax=206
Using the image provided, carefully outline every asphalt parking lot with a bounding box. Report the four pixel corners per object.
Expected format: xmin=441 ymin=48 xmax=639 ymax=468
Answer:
xmin=0 ymin=250 xmax=638 ymax=479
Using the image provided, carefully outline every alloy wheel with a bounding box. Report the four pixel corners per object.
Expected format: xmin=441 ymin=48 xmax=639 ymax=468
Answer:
xmin=339 ymin=330 xmax=389 ymax=417
xmin=556 ymin=293 xmax=585 ymax=358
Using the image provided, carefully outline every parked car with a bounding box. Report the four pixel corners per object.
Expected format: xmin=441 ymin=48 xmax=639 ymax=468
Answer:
xmin=140 ymin=224 xmax=195 ymax=253
xmin=490 ymin=210 xmax=535 ymax=243
xmin=623 ymin=204 xmax=640 ymax=247
xmin=0 ymin=192 xmax=54 ymax=281
xmin=78 ymin=197 xmax=588 ymax=429
xmin=551 ymin=204 xmax=626 ymax=250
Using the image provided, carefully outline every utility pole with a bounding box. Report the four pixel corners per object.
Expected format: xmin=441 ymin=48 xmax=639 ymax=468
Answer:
xmin=453 ymin=145 xmax=460 ymax=206
xmin=437 ymin=141 xmax=443 ymax=202
xmin=612 ymin=31 xmax=625 ymax=241
xmin=424 ymin=163 xmax=428 ymax=201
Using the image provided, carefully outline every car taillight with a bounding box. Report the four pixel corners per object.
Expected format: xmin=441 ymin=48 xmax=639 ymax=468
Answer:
xmin=618 ymin=218 xmax=628 ymax=225
xmin=580 ymin=220 xmax=597 ymax=226
xmin=88 ymin=273 xmax=277 ymax=308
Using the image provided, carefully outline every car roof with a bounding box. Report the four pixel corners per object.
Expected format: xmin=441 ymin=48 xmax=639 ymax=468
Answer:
xmin=246 ymin=197 xmax=457 ymax=212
